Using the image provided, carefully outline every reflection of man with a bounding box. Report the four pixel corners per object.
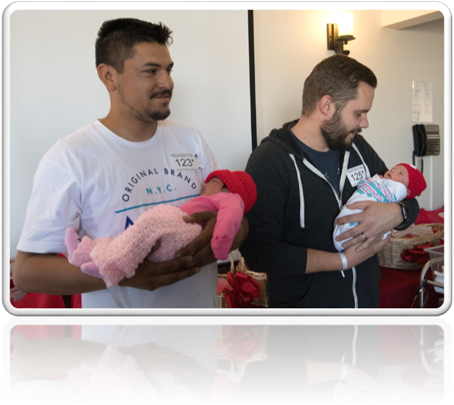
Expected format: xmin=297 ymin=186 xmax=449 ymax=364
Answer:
xmin=239 ymin=325 xmax=385 ymax=401
xmin=13 ymin=18 xmax=247 ymax=308
xmin=241 ymin=55 xmax=419 ymax=308
xmin=11 ymin=325 xmax=220 ymax=398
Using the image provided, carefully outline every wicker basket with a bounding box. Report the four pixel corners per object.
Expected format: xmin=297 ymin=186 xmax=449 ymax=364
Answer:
xmin=217 ymin=253 xmax=268 ymax=308
xmin=218 ymin=325 xmax=268 ymax=381
xmin=377 ymin=223 xmax=444 ymax=270
xmin=377 ymin=364 xmax=443 ymax=403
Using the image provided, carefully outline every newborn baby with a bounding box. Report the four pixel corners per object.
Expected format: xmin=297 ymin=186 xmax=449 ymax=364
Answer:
xmin=333 ymin=163 xmax=427 ymax=252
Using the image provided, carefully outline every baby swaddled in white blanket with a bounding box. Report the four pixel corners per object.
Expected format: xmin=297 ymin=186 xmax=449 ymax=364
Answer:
xmin=333 ymin=163 xmax=427 ymax=252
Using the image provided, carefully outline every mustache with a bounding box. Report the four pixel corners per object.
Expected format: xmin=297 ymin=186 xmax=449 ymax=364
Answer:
xmin=150 ymin=90 xmax=172 ymax=99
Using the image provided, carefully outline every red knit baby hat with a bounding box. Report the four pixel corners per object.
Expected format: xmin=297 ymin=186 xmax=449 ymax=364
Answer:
xmin=398 ymin=163 xmax=427 ymax=199
xmin=205 ymin=170 xmax=257 ymax=214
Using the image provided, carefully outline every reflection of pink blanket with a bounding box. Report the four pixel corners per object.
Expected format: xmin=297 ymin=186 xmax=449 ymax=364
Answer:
xmin=65 ymin=346 xmax=236 ymax=402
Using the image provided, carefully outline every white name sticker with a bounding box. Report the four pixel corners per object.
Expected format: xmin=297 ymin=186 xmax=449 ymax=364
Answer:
xmin=346 ymin=165 xmax=366 ymax=187
xmin=169 ymin=153 xmax=203 ymax=171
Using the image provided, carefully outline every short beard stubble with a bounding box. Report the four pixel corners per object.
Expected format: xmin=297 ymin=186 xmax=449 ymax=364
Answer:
xmin=320 ymin=108 xmax=361 ymax=151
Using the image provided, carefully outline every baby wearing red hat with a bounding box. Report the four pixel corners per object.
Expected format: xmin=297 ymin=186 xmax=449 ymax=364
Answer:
xmin=333 ymin=163 xmax=426 ymax=253
xmin=64 ymin=170 xmax=257 ymax=288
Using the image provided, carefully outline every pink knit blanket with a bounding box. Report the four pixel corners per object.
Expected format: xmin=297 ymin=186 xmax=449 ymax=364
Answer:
xmin=65 ymin=205 xmax=202 ymax=288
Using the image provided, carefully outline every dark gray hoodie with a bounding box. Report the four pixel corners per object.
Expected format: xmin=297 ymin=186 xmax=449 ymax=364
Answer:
xmin=240 ymin=121 xmax=419 ymax=308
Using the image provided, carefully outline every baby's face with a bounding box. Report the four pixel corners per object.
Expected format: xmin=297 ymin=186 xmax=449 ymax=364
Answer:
xmin=383 ymin=165 xmax=409 ymax=187
xmin=200 ymin=177 xmax=229 ymax=196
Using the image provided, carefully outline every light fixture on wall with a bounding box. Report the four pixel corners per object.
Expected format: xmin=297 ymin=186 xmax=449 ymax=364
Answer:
xmin=327 ymin=13 xmax=356 ymax=56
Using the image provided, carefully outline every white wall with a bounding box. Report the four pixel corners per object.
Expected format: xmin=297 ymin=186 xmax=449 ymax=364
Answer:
xmin=253 ymin=9 xmax=445 ymax=211
xmin=6 ymin=7 xmax=448 ymax=260
xmin=381 ymin=10 xmax=442 ymax=29
xmin=8 ymin=9 xmax=251 ymax=259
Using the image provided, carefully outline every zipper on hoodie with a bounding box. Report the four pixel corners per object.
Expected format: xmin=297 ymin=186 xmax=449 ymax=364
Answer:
xmin=340 ymin=325 xmax=359 ymax=367
xmin=302 ymin=157 xmax=348 ymax=206
xmin=292 ymin=152 xmax=360 ymax=308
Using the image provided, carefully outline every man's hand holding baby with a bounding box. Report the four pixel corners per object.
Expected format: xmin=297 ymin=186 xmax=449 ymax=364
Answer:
xmin=334 ymin=201 xmax=402 ymax=252
xmin=342 ymin=232 xmax=391 ymax=270
xmin=177 ymin=210 xmax=218 ymax=267
xmin=177 ymin=211 xmax=249 ymax=269
xmin=119 ymin=248 xmax=200 ymax=291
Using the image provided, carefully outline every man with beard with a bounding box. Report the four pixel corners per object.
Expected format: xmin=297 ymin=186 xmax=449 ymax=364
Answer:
xmin=240 ymin=55 xmax=419 ymax=308
xmin=14 ymin=18 xmax=248 ymax=308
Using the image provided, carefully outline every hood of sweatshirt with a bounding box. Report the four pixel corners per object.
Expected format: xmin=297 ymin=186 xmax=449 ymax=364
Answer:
xmin=262 ymin=119 xmax=304 ymax=158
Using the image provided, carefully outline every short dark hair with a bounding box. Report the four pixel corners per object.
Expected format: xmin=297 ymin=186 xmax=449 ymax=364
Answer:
xmin=301 ymin=55 xmax=377 ymax=117
xmin=95 ymin=18 xmax=173 ymax=73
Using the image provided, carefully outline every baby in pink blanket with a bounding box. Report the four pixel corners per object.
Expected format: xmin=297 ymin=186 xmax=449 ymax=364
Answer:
xmin=65 ymin=170 xmax=257 ymax=288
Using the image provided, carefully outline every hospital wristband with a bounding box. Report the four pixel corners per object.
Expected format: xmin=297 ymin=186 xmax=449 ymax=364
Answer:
xmin=339 ymin=252 xmax=349 ymax=271
xmin=339 ymin=363 xmax=348 ymax=381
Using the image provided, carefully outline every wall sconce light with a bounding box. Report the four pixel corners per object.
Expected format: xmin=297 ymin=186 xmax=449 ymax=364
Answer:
xmin=327 ymin=13 xmax=356 ymax=55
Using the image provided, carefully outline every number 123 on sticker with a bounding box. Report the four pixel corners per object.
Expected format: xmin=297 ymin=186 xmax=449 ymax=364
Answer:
xmin=170 ymin=154 xmax=203 ymax=171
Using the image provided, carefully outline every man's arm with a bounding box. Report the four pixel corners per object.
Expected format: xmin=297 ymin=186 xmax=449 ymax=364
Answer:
xmin=13 ymin=251 xmax=106 ymax=295
xmin=306 ymin=234 xmax=391 ymax=273
xmin=13 ymin=250 xmax=202 ymax=296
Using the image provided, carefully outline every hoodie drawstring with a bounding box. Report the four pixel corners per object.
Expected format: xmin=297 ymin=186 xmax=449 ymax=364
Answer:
xmin=289 ymin=154 xmax=305 ymax=228
xmin=352 ymin=325 xmax=359 ymax=365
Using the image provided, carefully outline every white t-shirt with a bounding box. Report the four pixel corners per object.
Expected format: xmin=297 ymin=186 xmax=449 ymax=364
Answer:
xmin=17 ymin=120 xmax=220 ymax=308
